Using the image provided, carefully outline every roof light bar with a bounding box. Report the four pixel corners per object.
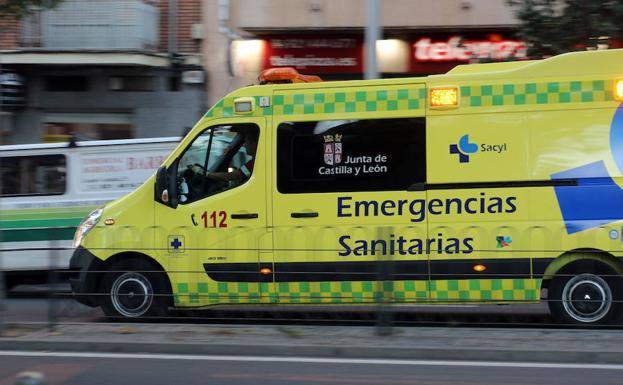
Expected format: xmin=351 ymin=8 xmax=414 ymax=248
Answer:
xmin=259 ymin=67 xmax=322 ymax=85
xmin=430 ymin=87 xmax=460 ymax=108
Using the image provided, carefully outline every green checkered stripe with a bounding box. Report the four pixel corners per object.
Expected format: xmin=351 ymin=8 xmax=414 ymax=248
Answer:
xmin=429 ymin=278 xmax=540 ymax=301
xmin=173 ymin=278 xmax=540 ymax=306
xmin=272 ymin=88 xmax=426 ymax=116
xmin=203 ymin=88 xmax=426 ymax=119
xmin=275 ymin=280 xmax=428 ymax=304
xmin=174 ymin=282 xmax=264 ymax=305
xmin=460 ymin=79 xmax=613 ymax=108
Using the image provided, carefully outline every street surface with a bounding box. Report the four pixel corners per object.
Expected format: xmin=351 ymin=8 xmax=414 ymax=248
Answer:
xmin=0 ymin=351 xmax=620 ymax=385
xmin=2 ymin=297 xmax=553 ymax=326
xmin=3 ymin=287 xmax=623 ymax=385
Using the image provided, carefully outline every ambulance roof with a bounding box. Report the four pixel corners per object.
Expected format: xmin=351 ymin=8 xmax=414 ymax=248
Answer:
xmin=198 ymin=48 xmax=623 ymax=124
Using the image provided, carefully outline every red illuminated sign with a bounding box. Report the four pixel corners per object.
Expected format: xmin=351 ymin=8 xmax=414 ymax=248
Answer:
xmin=264 ymin=37 xmax=363 ymax=74
xmin=414 ymin=36 xmax=527 ymax=62
xmin=262 ymin=33 xmax=526 ymax=76
xmin=411 ymin=34 xmax=527 ymax=74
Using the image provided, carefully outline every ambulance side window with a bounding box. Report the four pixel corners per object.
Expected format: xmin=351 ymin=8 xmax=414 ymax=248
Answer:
xmin=277 ymin=118 xmax=425 ymax=193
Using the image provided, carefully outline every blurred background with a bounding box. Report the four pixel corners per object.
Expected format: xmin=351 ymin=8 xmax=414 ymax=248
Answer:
xmin=1 ymin=0 xmax=620 ymax=145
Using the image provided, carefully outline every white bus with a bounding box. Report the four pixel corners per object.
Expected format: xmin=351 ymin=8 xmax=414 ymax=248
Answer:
xmin=0 ymin=137 xmax=179 ymax=288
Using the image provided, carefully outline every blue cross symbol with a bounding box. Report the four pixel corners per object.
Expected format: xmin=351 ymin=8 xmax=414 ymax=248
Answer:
xmin=450 ymin=134 xmax=478 ymax=163
xmin=170 ymin=238 xmax=182 ymax=250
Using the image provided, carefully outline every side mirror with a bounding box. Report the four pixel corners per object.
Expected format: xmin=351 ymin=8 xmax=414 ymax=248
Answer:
xmin=167 ymin=161 xmax=179 ymax=208
xmin=155 ymin=166 xmax=178 ymax=208
xmin=156 ymin=166 xmax=167 ymax=190
xmin=155 ymin=166 xmax=167 ymax=204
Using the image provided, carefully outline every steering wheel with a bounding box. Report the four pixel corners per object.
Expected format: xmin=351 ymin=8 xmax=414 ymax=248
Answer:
xmin=191 ymin=163 xmax=207 ymax=174
xmin=178 ymin=164 xmax=206 ymax=200
xmin=183 ymin=163 xmax=229 ymax=198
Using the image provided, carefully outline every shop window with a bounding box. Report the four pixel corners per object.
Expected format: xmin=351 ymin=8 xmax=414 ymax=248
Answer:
xmin=0 ymin=72 xmax=26 ymax=108
xmin=108 ymin=76 xmax=155 ymax=92
xmin=44 ymin=76 xmax=89 ymax=92
xmin=0 ymin=155 xmax=66 ymax=196
xmin=277 ymin=118 xmax=426 ymax=193
xmin=43 ymin=122 xmax=133 ymax=142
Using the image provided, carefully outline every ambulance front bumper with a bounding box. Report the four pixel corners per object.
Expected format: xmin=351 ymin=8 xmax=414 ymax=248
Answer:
xmin=69 ymin=246 xmax=104 ymax=307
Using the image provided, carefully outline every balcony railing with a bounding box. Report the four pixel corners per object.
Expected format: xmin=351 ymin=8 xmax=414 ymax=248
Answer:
xmin=21 ymin=0 xmax=159 ymax=51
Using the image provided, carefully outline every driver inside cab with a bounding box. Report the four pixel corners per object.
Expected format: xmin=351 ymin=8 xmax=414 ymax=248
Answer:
xmin=206 ymin=130 xmax=257 ymax=182
xmin=177 ymin=125 xmax=259 ymax=203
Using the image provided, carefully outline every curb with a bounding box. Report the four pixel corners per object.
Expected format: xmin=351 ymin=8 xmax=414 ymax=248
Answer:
xmin=0 ymin=339 xmax=621 ymax=364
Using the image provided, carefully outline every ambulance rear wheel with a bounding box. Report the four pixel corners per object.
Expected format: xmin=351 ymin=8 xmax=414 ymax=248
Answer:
xmin=548 ymin=261 xmax=623 ymax=325
xmin=100 ymin=259 xmax=170 ymax=319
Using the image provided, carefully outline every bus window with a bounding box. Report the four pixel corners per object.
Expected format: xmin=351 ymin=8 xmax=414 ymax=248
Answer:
xmin=0 ymin=154 xmax=67 ymax=197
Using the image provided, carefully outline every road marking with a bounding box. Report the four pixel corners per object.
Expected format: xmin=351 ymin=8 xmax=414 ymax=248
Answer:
xmin=0 ymin=351 xmax=621 ymax=370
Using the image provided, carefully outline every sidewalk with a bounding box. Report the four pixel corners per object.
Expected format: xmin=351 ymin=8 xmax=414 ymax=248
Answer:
xmin=2 ymin=322 xmax=623 ymax=364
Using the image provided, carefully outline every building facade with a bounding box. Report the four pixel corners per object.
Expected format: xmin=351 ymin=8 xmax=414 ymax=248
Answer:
xmin=0 ymin=0 xmax=205 ymax=144
xmin=204 ymin=0 xmax=523 ymax=105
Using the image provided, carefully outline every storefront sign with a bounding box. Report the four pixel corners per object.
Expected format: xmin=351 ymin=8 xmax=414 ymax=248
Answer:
xmin=264 ymin=37 xmax=363 ymax=73
xmin=262 ymin=33 xmax=526 ymax=76
xmin=411 ymin=34 xmax=527 ymax=74
xmin=414 ymin=36 xmax=527 ymax=62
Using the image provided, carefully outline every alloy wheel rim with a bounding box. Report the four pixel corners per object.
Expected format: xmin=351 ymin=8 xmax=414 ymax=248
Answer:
xmin=110 ymin=272 xmax=153 ymax=318
xmin=562 ymin=274 xmax=611 ymax=323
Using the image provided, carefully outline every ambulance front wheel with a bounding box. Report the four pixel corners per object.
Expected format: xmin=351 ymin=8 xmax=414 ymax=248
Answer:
xmin=100 ymin=259 xmax=170 ymax=319
xmin=548 ymin=261 xmax=623 ymax=325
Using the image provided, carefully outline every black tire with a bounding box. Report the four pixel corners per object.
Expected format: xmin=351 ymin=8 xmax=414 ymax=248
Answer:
xmin=99 ymin=258 xmax=171 ymax=319
xmin=548 ymin=260 xmax=623 ymax=325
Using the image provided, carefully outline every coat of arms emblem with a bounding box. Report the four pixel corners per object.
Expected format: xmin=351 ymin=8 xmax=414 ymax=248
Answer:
xmin=323 ymin=134 xmax=342 ymax=165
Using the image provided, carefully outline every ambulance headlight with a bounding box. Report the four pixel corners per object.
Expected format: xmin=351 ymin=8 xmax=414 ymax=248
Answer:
xmin=73 ymin=208 xmax=103 ymax=248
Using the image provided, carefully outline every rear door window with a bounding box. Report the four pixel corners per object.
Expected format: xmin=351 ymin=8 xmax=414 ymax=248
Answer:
xmin=277 ymin=118 xmax=426 ymax=193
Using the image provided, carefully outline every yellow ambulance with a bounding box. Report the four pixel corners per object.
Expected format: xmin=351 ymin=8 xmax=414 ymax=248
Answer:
xmin=70 ymin=48 xmax=623 ymax=324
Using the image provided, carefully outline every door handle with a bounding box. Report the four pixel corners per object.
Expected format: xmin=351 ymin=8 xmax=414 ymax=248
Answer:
xmin=231 ymin=213 xmax=259 ymax=219
xmin=291 ymin=212 xmax=319 ymax=218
